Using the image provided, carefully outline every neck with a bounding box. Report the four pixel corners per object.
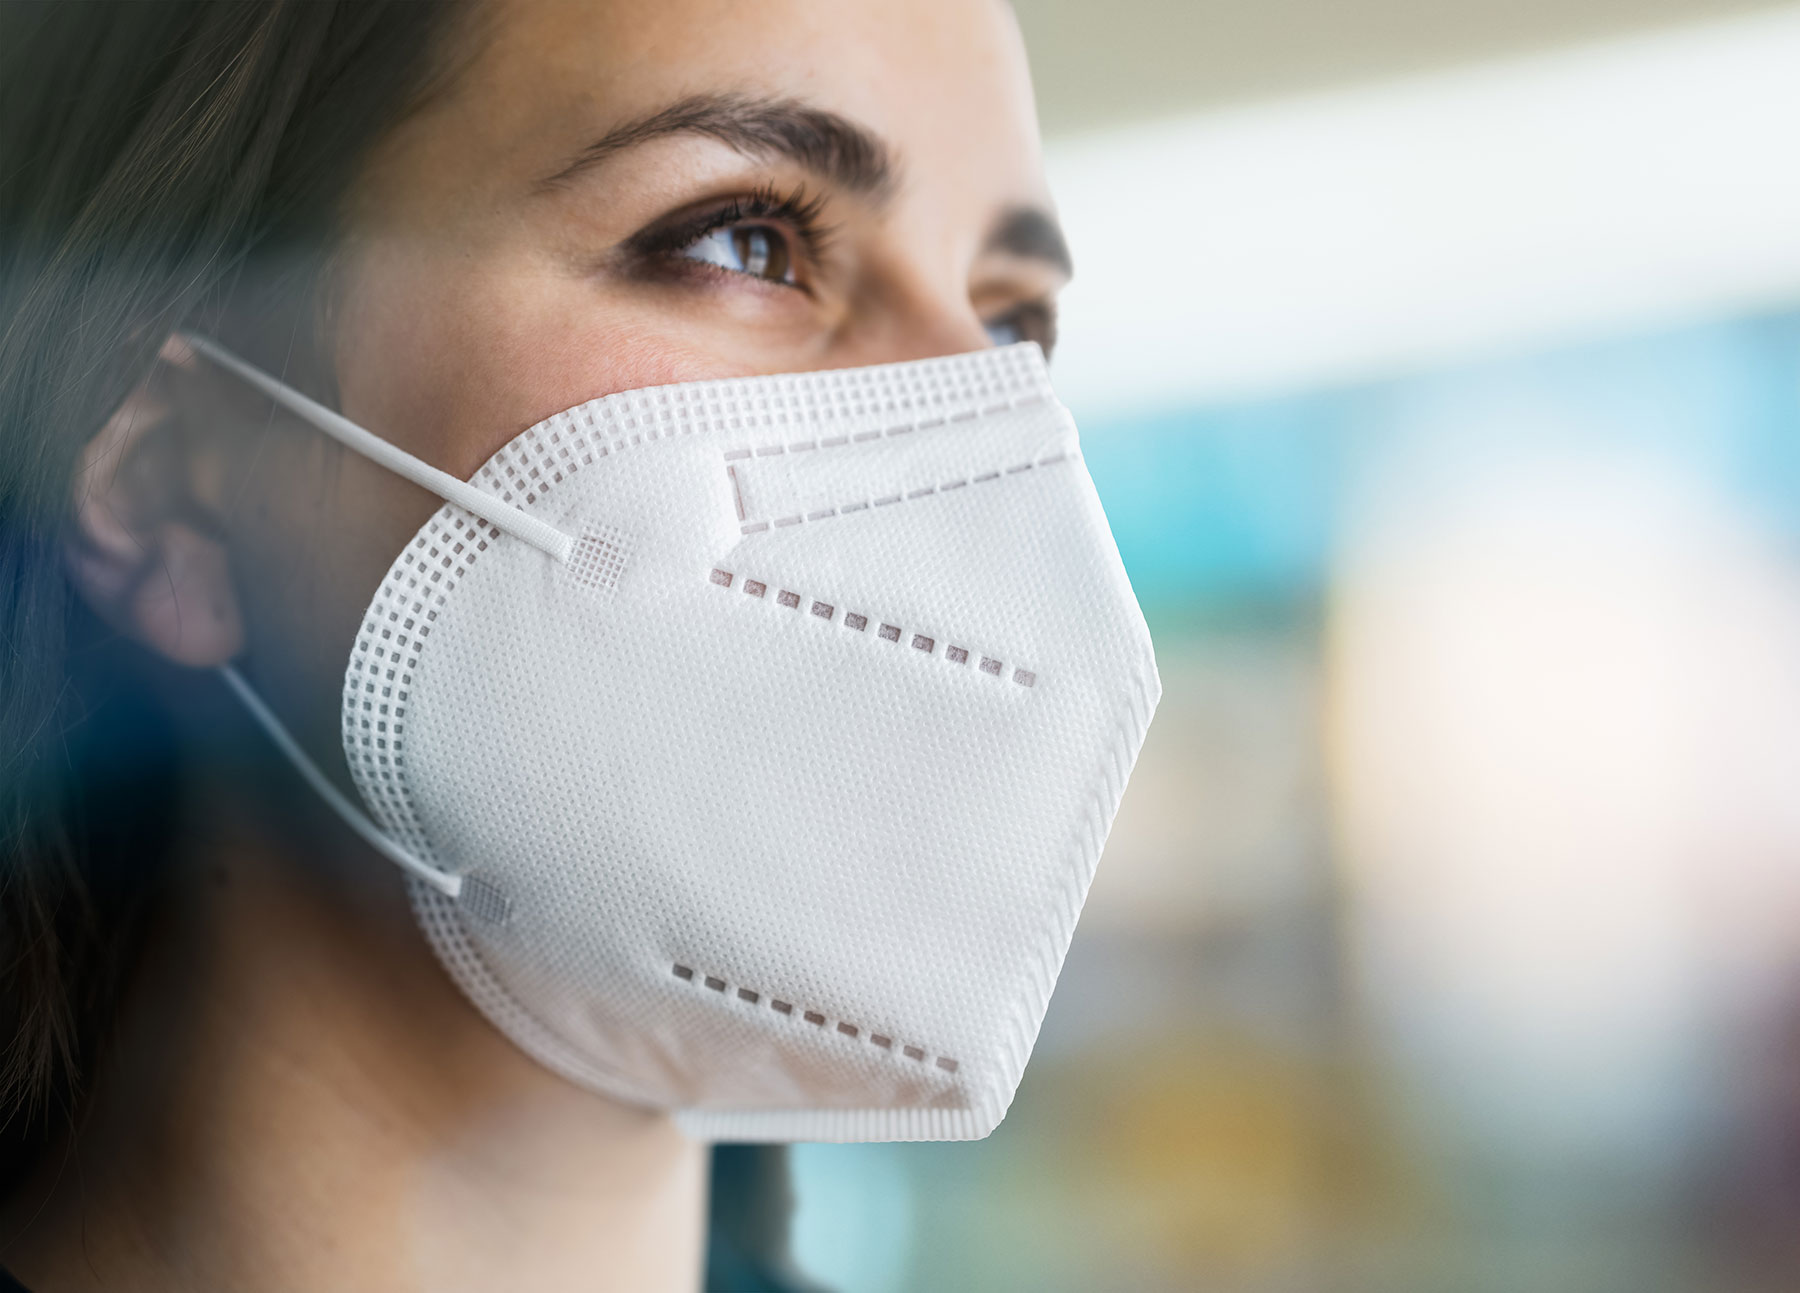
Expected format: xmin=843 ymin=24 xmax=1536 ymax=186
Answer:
xmin=5 ymin=755 xmax=706 ymax=1292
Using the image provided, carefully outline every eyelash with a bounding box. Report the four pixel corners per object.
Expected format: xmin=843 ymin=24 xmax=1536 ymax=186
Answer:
xmin=626 ymin=184 xmax=831 ymax=288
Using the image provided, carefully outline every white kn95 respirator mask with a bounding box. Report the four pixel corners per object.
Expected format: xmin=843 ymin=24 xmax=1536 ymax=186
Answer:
xmin=189 ymin=335 xmax=1159 ymax=1143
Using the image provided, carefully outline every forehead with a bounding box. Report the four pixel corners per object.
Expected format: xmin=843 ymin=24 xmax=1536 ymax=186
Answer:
xmin=367 ymin=0 xmax=1047 ymax=221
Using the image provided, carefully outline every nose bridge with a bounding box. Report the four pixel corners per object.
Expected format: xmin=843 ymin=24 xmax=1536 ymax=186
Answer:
xmin=838 ymin=270 xmax=994 ymax=368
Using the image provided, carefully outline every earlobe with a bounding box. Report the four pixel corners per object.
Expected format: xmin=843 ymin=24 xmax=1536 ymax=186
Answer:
xmin=63 ymin=336 xmax=246 ymax=669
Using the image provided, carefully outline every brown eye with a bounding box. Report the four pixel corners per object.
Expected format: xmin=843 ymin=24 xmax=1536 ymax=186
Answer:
xmin=682 ymin=224 xmax=797 ymax=285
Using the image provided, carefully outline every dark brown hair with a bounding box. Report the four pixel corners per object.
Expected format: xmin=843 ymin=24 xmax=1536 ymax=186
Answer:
xmin=0 ymin=12 xmax=816 ymax=1286
xmin=1 ymin=9 xmax=811 ymax=1285
xmin=0 ymin=0 xmax=472 ymax=1184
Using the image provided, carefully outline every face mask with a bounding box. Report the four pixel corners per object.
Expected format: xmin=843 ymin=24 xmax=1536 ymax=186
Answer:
xmin=189 ymin=335 xmax=1159 ymax=1142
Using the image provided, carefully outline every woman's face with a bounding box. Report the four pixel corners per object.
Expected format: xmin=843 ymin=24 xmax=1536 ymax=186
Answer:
xmin=220 ymin=0 xmax=1067 ymax=758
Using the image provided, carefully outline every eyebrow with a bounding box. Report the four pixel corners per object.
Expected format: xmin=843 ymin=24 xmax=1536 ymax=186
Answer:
xmin=985 ymin=206 xmax=1073 ymax=279
xmin=538 ymin=93 xmax=898 ymax=199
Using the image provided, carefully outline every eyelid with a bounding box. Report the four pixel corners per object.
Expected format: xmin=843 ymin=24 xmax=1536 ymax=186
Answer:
xmin=981 ymin=299 xmax=1059 ymax=355
xmin=622 ymin=185 xmax=832 ymax=266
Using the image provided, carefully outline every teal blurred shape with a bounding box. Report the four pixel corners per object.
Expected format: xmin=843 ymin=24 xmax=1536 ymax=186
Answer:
xmin=1075 ymin=309 xmax=1800 ymax=625
xmin=788 ymin=1144 xmax=914 ymax=1293
xmin=1080 ymin=393 xmax=1347 ymax=615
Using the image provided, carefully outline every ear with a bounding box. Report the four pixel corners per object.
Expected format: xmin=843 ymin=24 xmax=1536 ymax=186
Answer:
xmin=64 ymin=335 xmax=245 ymax=668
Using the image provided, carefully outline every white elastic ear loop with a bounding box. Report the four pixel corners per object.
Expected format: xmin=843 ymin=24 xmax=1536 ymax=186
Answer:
xmin=181 ymin=334 xmax=573 ymax=563
xmin=219 ymin=666 xmax=463 ymax=898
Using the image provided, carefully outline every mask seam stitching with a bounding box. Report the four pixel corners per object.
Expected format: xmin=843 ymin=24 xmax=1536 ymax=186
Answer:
xmin=721 ymin=392 xmax=1048 ymax=461
xmin=671 ymin=963 xmax=961 ymax=1074
xmin=735 ymin=450 xmax=1076 ymax=535
xmin=707 ymin=566 xmax=1037 ymax=687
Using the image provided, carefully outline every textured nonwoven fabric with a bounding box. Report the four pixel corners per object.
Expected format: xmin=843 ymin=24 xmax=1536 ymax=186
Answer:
xmin=340 ymin=343 xmax=1160 ymax=1142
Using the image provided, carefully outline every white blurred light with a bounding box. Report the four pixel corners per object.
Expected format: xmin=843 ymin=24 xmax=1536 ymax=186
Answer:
xmin=1046 ymin=5 xmax=1800 ymax=417
xmin=1329 ymin=444 xmax=1800 ymax=1157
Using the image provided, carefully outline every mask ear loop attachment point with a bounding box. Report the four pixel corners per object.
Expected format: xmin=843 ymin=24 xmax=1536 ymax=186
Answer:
xmin=219 ymin=665 xmax=464 ymax=898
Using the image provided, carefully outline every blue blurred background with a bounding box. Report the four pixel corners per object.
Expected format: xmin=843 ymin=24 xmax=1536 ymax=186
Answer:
xmin=783 ymin=6 xmax=1800 ymax=1289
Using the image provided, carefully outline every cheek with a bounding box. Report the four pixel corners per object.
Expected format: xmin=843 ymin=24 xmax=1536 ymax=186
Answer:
xmin=224 ymin=416 xmax=439 ymax=764
xmin=330 ymin=240 xmax=758 ymax=481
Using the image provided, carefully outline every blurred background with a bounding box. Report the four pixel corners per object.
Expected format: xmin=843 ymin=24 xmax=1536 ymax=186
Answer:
xmin=784 ymin=3 xmax=1800 ymax=1290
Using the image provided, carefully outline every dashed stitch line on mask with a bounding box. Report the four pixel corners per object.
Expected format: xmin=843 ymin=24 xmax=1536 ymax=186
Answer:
xmin=732 ymin=449 xmax=1076 ymax=536
xmin=721 ymin=392 xmax=1048 ymax=463
xmin=706 ymin=566 xmax=1038 ymax=688
xmin=672 ymin=963 xmax=961 ymax=1075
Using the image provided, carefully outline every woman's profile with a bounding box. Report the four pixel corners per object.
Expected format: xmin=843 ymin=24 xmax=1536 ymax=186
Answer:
xmin=0 ymin=2 xmax=1154 ymax=1289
